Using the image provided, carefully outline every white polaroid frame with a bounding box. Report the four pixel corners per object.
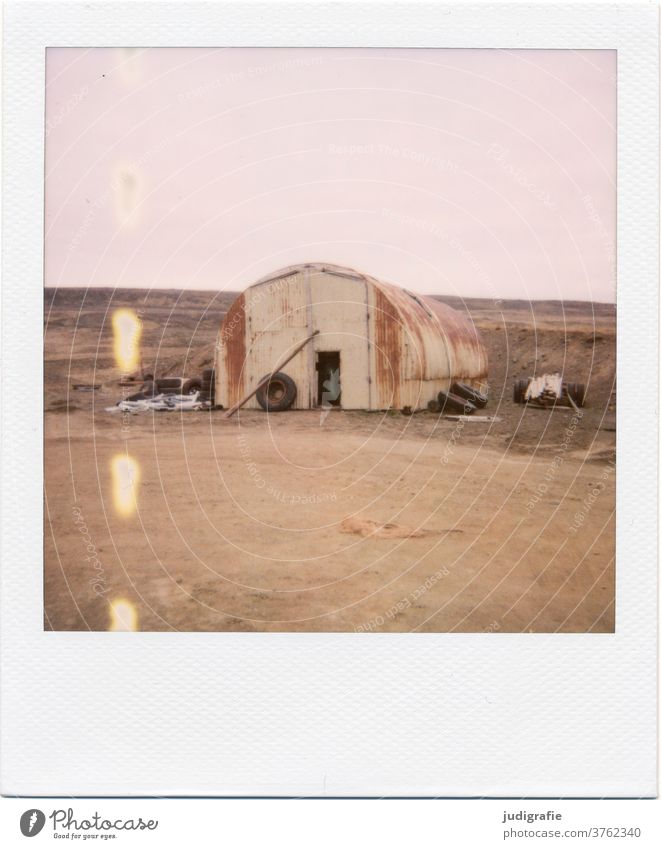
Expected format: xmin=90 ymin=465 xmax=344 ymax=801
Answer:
xmin=1 ymin=1 xmax=657 ymax=797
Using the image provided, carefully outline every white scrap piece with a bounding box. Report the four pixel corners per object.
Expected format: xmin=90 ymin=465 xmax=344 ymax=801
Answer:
xmin=524 ymin=373 xmax=562 ymax=402
xmin=106 ymin=392 xmax=206 ymax=414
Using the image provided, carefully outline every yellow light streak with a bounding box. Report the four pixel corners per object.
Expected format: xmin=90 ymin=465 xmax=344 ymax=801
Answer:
xmin=112 ymin=308 xmax=141 ymax=372
xmin=109 ymin=598 xmax=138 ymax=631
xmin=111 ymin=454 xmax=140 ymax=517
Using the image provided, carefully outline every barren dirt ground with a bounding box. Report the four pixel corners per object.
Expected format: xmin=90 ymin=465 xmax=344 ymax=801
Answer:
xmin=44 ymin=289 xmax=615 ymax=632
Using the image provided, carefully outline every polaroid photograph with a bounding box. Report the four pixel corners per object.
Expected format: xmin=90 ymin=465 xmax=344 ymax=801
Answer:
xmin=1 ymin=0 xmax=658 ymax=822
xmin=43 ymin=43 xmax=617 ymax=636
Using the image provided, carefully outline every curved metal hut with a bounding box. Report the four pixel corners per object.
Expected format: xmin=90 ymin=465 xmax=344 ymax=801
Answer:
xmin=215 ymin=263 xmax=488 ymax=411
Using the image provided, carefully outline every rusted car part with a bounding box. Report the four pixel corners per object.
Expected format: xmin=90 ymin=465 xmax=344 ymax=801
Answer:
xmin=513 ymin=374 xmax=586 ymax=408
xmin=224 ymin=330 xmax=320 ymax=419
xmin=256 ymin=372 xmax=297 ymax=412
xmin=143 ymin=376 xmax=210 ymax=396
xmin=437 ymin=389 xmax=476 ymax=415
xmin=127 ymin=375 xmax=206 ymax=400
xmin=452 ymin=381 xmax=488 ymax=408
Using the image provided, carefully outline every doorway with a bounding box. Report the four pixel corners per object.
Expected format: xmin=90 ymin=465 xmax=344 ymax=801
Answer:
xmin=316 ymin=351 xmax=341 ymax=408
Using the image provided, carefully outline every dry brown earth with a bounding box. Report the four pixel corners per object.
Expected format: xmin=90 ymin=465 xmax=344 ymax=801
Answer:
xmin=44 ymin=288 xmax=615 ymax=632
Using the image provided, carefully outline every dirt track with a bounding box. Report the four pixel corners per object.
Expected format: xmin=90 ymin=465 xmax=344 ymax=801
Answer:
xmin=44 ymin=289 xmax=615 ymax=632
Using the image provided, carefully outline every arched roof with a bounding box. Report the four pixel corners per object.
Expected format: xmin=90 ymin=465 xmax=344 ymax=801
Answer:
xmin=249 ymin=262 xmax=487 ymax=381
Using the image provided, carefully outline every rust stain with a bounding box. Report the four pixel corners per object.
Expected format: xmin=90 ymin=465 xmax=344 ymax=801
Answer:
xmin=376 ymin=278 xmax=488 ymax=383
xmin=424 ymin=297 xmax=489 ymax=380
xmin=220 ymin=293 xmax=246 ymax=405
xmin=374 ymin=287 xmax=401 ymax=408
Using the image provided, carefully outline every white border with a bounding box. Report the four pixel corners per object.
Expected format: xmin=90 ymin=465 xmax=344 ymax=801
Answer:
xmin=1 ymin=1 xmax=657 ymax=797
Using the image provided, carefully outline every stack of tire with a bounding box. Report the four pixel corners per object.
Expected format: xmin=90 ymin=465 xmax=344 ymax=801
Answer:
xmin=513 ymin=378 xmax=529 ymax=404
xmin=200 ymin=368 xmax=215 ymax=402
xmin=427 ymin=382 xmax=488 ymax=415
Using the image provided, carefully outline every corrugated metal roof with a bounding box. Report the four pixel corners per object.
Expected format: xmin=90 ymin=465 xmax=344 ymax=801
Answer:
xmin=251 ymin=263 xmax=488 ymax=382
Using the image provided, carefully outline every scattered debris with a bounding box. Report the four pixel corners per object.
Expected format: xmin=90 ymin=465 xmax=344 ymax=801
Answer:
xmin=428 ymin=383 xmax=488 ymax=416
xmin=437 ymin=389 xmax=476 ymax=415
xmin=72 ymin=383 xmax=101 ymax=391
xmin=105 ymin=392 xmax=209 ymax=414
xmin=48 ymin=399 xmax=79 ymax=413
xmin=444 ymin=415 xmax=502 ymax=422
xmin=452 ymin=381 xmax=488 ymax=408
xmin=339 ymin=517 xmax=432 ymax=539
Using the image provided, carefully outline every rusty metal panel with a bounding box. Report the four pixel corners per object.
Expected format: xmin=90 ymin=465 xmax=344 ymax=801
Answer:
xmin=373 ymin=279 xmax=488 ymax=383
xmin=371 ymin=284 xmax=402 ymax=409
xmin=423 ymin=296 xmax=488 ymax=381
xmin=247 ymin=272 xmax=308 ymax=331
xmin=216 ymin=292 xmax=246 ymax=408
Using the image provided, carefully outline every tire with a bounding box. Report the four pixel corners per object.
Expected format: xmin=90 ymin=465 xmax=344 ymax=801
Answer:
xmin=513 ymin=379 xmax=528 ymax=404
xmin=566 ymin=382 xmax=586 ymax=407
xmin=201 ymin=368 xmax=215 ymax=398
xmin=202 ymin=375 xmax=215 ymax=401
xmin=452 ymin=381 xmax=488 ymax=408
xmin=183 ymin=378 xmax=203 ymax=395
xmin=427 ymin=399 xmax=440 ymax=413
xmin=437 ymin=389 xmax=476 ymax=415
xmin=256 ymin=372 xmax=297 ymax=412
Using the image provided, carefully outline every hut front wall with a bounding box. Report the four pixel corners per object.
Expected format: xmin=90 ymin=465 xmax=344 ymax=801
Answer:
xmin=308 ymin=270 xmax=371 ymax=410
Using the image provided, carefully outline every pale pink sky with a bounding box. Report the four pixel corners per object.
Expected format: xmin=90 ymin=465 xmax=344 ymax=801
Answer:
xmin=45 ymin=48 xmax=616 ymax=301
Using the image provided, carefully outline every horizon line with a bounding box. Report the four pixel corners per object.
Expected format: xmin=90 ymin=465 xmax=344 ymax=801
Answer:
xmin=44 ymin=285 xmax=616 ymax=306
